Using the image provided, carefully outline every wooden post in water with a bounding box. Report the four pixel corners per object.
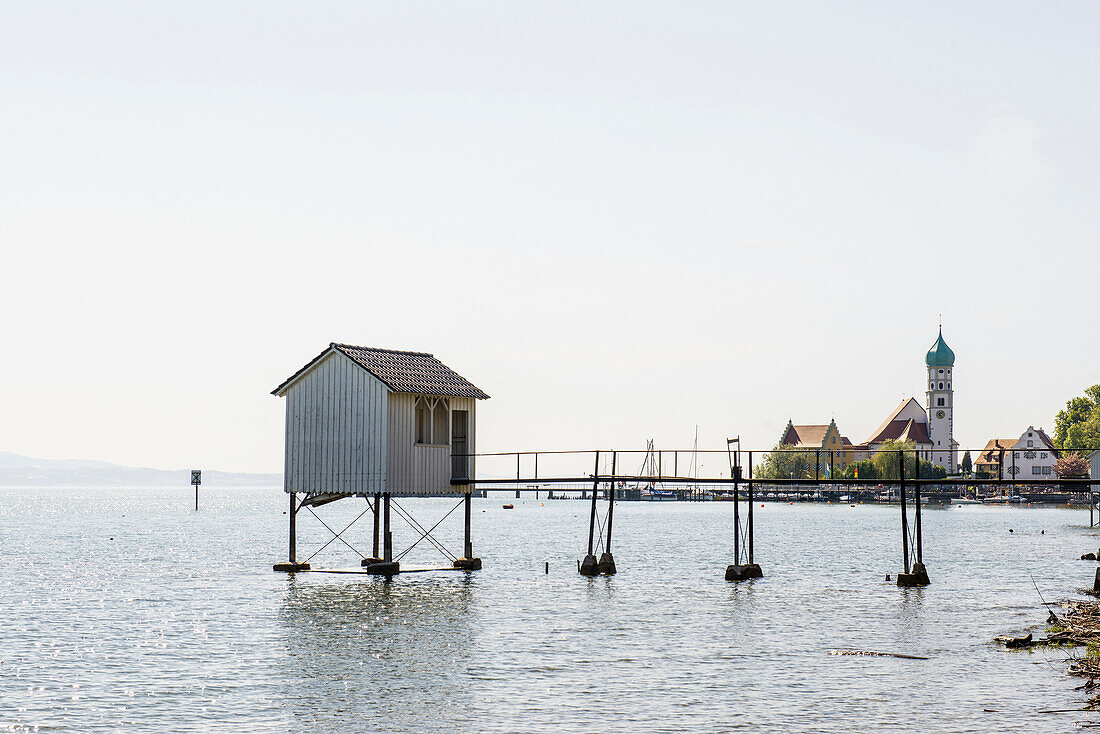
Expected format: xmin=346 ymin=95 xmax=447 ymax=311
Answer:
xmin=365 ymin=492 xmax=400 ymax=575
xmin=383 ymin=493 xmax=392 ymax=562
xmin=899 ymin=450 xmax=909 ymax=574
xmin=747 ymin=452 xmax=755 ymax=564
xmin=598 ymin=452 xmax=617 ymax=574
xmin=579 ymin=451 xmax=600 ymax=576
xmin=452 ymin=489 xmax=483 ymax=570
xmin=896 ymin=449 xmax=930 ymax=586
xmin=372 ymin=492 xmax=381 ymax=560
xmin=914 ymin=449 xmax=923 ymax=564
xmin=289 ymin=492 xmax=297 ymax=563
xmin=725 ymin=443 xmax=762 ymax=581
xmin=361 ymin=492 xmax=384 ymax=567
xmin=273 ymin=492 xmax=310 ymax=572
xmin=464 ymin=491 xmax=473 ymax=559
xmin=733 ymin=464 xmax=740 ymax=565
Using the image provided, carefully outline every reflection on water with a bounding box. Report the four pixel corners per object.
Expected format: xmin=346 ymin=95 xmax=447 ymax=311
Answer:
xmin=277 ymin=576 xmax=477 ymax=731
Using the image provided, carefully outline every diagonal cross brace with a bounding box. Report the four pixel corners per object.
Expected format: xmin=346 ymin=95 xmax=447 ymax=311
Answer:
xmin=303 ymin=503 xmax=372 ymax=562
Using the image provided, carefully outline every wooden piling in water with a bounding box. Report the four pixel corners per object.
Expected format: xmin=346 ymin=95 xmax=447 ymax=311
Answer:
xmin=580 ymin=451 xmax=600 ymax=576
xmin=289 ymin=492 xmax=297 ymax=564
xmin=598 ymin=452 xmax=617 ymax=574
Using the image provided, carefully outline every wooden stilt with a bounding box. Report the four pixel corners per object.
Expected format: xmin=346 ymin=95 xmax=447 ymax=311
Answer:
xmin=361 ymin=492 xmax=383 ymax=566
xmin=273 ymin=492 xmax=310 ymax=572
xmin=726 ymin=448 xmax=762 ymax=581
xmin=897 ymin=449 xmax=929 ymax=586
xmin=365 ymin=492 xmax=400 ymax=576
xmin=598 ymin=452 xmax=617 ymax=574
xmin=373 ymin=492 xmax=381 ymax=558
xmin=383 ymin=493 xmax=392 ymax=563
xmin=748 ymin=452 xmax=754 ymax=564
xmin=453 ymin=490 xmax=482 ymax=570
xmin=579 ymin=451 xmax=600 ymax=575
xmin=289 ymin=492 xmax=297 ymax=563
xmin=914 ymin=449 xmax=923 ymax=564
xmin=900 ymin=451 xmax=909 ymax=575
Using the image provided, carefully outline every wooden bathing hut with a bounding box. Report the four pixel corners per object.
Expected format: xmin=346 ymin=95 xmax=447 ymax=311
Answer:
xmin=271 ymin=343 xmax=489 ymax=575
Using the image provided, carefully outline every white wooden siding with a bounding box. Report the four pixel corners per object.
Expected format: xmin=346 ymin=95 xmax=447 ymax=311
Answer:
xmin=283 ymin=351 xmax=388 ymax=496
xmin=387 ymin=393 xmax=476 ymax=495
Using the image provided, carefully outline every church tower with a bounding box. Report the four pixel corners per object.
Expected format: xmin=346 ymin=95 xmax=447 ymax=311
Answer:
xmin=925 ymin=327 xmax=956 ymax=472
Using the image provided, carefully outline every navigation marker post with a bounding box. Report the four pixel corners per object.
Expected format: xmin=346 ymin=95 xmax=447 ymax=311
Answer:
xmin=191 ymin=469 xmax=201 ymax=511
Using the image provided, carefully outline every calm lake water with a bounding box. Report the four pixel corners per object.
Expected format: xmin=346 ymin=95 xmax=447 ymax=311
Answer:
xmin=2 ymin=487 xmax=1098 ymax=733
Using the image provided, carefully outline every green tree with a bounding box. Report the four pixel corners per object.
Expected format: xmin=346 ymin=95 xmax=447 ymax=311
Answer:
xmin=868 ymin=440 xmax=946 ymax=480
xmin=757 ymin=445 xmax=816 ymax=480
xmin=841 ymin=460 xmax=879 ymax=480
xmin=1055 ymin=386 xmax=1100 ymax=449
xmin=961 ymin=450 xmax=972 ymax=476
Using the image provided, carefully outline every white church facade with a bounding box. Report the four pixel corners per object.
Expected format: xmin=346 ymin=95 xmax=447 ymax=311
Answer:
xmin=784 ymin=328 xmax=960 ymax=473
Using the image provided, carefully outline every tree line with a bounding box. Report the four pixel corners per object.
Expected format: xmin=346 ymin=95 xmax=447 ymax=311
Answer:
xmin=757 ymin=439 xmax=947 ymax=481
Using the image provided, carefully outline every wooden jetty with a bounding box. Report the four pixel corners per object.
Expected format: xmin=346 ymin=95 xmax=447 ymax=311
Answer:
xmin=268 ymin=343 xmax=1096 ymax=588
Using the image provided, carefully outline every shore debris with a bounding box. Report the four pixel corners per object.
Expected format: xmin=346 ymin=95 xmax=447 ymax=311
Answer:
xmin=995 ymin=632 xmax=1036 ymax=649
xmin=828 ymin=649 xmax=929 ymax=660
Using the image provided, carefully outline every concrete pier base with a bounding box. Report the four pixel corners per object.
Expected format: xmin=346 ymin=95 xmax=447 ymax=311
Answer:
xmin=452 ymin=557 xmax=482 ymax=571
xmin=364 ymin=561 xmax=401 ymax=576
xmin=725 ymin=563 xmax=763 ymax=581
xmin=1093 ymin=567 xmax=1100 ymax=593
xmin=579 ymin=554 xmax=599 ymax=576
xmin=897 ymin=562 xmax=931 ymax=587
xmin=273 ymin=562 xmax=311 ymax=572
xmin=360 ymin=557 xmax=383 ymax=567
xmin=597 ymin=552 xmax=617 ymax=575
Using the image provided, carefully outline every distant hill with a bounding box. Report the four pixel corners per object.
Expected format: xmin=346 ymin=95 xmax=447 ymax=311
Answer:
xmin=0 ymin=451 xmax=281 ymax=487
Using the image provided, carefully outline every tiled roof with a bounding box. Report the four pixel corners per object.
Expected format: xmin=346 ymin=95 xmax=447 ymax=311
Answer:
xmin=865 ymin=398 xmax=925 ymax=444
xmin=976 ymin=439 xmax=1019 ymax=464
xmin=1034 ymin=428 xmax=1059 ymax=453
xmin=272 ymin=343 xmax=489 ymax=399
xmin=867 ymin=419 xmax=931 ymax=446
xmin=781 ymin=424 xmax=830 ymax=447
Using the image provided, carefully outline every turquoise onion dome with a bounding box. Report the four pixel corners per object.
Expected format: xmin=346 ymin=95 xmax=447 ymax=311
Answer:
xmin=925 ymin=328 xmax=955 ymax=367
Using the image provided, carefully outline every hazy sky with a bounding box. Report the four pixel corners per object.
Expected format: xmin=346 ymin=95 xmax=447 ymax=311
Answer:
xmin=2 ymin=2 xmax=1097 ymax=474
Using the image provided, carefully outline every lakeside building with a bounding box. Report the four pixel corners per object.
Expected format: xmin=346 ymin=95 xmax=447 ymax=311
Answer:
xmin=975 ymin=427 xmax=1059 ymax=480
xmin=778 ymin=419 xmax=852 ymax=471
xmin=780 ymin=328 xmax=958 ymax=472
xmin=272 ymin=343 xmax=489 ymax=499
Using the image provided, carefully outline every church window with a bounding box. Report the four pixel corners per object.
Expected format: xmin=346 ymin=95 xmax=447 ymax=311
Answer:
xmin=937 ymin=398 xmax=945 ymax=406
xmin=938 ymin=369 xmax=944 ymax=374
xmin=930 ymin=382 xmax=934 ymax=389
xmin=938 ymin=382 xmax=943 ymax=389
xmin=948 ymin=383 xmax=951 ymax=389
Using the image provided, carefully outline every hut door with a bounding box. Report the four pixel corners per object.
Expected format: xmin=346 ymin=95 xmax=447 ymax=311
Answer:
xmin=451 ymin=410 xmax=469 ymax=480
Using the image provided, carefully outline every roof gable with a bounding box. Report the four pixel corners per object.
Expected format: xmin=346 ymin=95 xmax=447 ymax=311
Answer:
xmin=273 ymin=343 xmax=490 ymax=399
xmin=781 ymin=423 xmax=831 ymax=447
xmin=865 ymin=398 xmax=926 ymax=444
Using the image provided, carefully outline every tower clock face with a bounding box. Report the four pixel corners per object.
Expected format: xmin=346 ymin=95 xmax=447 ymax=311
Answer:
xmin=936 ymin=410 xmax=945 ymax=419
